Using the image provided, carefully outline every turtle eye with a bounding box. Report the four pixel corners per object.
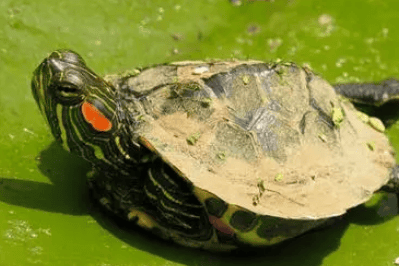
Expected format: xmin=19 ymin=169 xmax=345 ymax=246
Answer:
xmin=58 ymin=82 xmax=80 ymax=97
xmin=54 ymin=82 xmax=84 ymax=104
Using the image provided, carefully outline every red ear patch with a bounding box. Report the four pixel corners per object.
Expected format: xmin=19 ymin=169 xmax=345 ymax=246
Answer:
xmin=81 ymin=101 xmax=112 ymax=132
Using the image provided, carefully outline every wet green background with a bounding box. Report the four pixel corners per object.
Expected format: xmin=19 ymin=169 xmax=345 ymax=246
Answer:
xmin=1 ymin=0 xmax=399 ymax=265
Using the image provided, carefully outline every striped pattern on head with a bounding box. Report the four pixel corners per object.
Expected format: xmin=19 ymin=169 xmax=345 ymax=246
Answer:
xmin=31 ymin=50 xmax=137 ymax=169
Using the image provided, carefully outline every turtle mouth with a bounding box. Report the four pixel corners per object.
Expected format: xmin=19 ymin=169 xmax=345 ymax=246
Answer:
xmin=31 ymin=60 xmax=64 ymax=144
xmin=31 ymin=53 xmax=85 ymax=147
xmin=31 ymin=60 xmax=51 ymax=118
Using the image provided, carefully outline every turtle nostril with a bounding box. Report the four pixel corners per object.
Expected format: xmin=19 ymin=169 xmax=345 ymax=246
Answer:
xmin=49 ymin=50 xmax=86 ymax=66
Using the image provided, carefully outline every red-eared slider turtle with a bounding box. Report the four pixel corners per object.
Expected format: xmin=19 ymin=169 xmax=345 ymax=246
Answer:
xmin=31 ymin=50 xmax=399 ymax=251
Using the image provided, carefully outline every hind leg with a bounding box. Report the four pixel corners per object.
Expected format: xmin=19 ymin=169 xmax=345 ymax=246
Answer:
xmin=334 ymin=79 xmax=399 ymax=106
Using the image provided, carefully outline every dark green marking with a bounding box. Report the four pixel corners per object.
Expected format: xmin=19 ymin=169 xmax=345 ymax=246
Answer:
xmin=230 ymin=210 xmax=258 ymax=232
xmin=256 ymin=216 xmax=327 ymax=240
xmin=205 ymin=198 xmax=228 ymax=218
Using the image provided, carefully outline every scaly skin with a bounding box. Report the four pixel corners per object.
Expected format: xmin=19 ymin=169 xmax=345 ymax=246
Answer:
xmin=31 ymin=50 xmax=233 ymax=250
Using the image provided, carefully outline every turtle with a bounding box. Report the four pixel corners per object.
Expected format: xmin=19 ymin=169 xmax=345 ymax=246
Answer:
xmin=31 ymin=50 xmax=399 ymax=251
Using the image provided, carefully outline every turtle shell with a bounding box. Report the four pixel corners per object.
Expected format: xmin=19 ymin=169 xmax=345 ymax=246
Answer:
xmin=105 ymin=61 xmax=395 ymax=249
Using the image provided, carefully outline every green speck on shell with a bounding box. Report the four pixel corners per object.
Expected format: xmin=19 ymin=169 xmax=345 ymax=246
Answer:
xmin=368 ymin=117 xmax=385 ymax=132
xmin=261 ymin=96 xmax=268 ymax=103
xmin=331 ymin=107 xmax=344 ymax=127
xmin=274 ymin=173 xmax=284 ymax=182
xmin=252 ymin=195 xmax=260 ymax=206
xmin=242 ymin=75 xmax=250 ymax=85
xmin=134 ymin=114 xmax=146 ymax=121
xmin=187 ymin=82 xmax=201 ymax=91
xmin=275 ymin=66 xmax=287 ymax=76
xmin=356 ymin=111 xmax=370 ymax=123
xmin=187 ymin=132 xmax=201 ymax=145
xmin=318 ymin=133 xmax=327 ymax=142
xmin=201 ymin=97 xmax=213 ymax=107
xmin=217 ymin=151 xmax=226 ymax=160
xmin=282 ymin=61 xmax=293 ymax=67
xmin=366 ymin=141 xmax=376 ymax=151
xmin=257 ymin=178 xmax=265 ymax=193
xmin=122 ymin=69 xmax=141 ymax=76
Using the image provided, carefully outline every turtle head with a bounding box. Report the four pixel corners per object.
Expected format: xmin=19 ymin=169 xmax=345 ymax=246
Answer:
xmin=31 ymin=50 xmax=131 ymax=165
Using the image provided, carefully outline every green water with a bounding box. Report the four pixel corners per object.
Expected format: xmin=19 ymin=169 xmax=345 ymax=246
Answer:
xmin=1 ymin=0 xmax=399 ymax=265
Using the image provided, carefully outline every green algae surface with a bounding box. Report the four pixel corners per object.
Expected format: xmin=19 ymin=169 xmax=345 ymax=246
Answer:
xmin=1 ymin=0 xmax=399 ymax=265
